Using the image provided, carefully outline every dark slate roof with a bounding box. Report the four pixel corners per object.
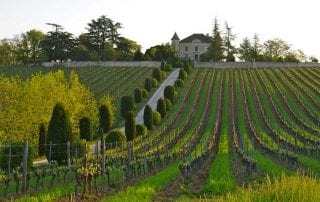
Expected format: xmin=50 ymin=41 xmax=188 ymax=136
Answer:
xmin=180 ymin=34 xmax=211 ymax=43
xmin=171 ymin=32 xmax=180 ymax=40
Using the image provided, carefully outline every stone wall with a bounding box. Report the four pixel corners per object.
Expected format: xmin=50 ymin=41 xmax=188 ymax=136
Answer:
xmin=42 ymin=61 xmax=160 ymax=68
xmin=195 ymin=62 xmax=320 ymax=68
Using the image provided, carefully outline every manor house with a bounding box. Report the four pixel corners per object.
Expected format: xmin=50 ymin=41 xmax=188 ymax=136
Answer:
xmin=171 ymin=32 xmax=211 ymax=61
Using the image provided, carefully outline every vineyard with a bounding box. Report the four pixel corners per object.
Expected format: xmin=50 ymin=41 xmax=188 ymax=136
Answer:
xmin=0 ymin=67 xmax=320 ymax=201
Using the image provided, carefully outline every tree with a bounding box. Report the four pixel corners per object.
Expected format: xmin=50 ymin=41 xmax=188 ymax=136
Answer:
xmin=164 ymin=85 xmax=175 ymax=103
xmin=157 ymin=98 xmax=166 ymax=118
xmin=38 ymin=123 xmax=47 ymax=156
xmin=46 ymin=103 xmax=72 ymax=164
xmin=134 ymin=88 xmax=142 ymax=103
xmin=109 ymin=20 xmax=122 ymax=47
xmin=223 ymin=22 xmax=236 ymax=61
xmin=99 ymin=104 xmax=113 ymax=134
xmin=152 ymin=68 xmax=162 ymax=82
xmin=145 ymin=77 xmax=152 ymax=92
xmin=125 ymin=111 xmax=136 ymax=141
xmin=310 ymin=56 xmax=318 ymax=63
xmin=41 ymin=28 xmax=76 ymax=62
xmin=144 ymin=44 xmax=178 ymax=65
xmin=0 ymin=39 xmax=15 ymax=65
xmin=79 ymin=117 xmax=93 ymax=141
xmin=143 ymin=105 xmax=153 ymax=130
xmin=116 ymin=37 xmax=141 ymax=60
xmin=120 ymin=96 xmax=136 ymax=119
xmin=207 ymin=18 xmax=224 ymax=61
xmin=133 ymin=49 xmax=144 ymax=61
xmin=263 ymin=38 xmax=290 ymax=61
xmin=238 ymin=37 xmax=253 ymax=61
xmin=252 ymin=34 xmax=262 ymax=61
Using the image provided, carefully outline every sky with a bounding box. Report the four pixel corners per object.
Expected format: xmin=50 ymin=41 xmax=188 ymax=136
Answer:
xmin=0 ymin=0 xmax=319 ymax=58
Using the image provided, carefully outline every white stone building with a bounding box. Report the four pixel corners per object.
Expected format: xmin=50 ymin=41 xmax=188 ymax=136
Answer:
xmin=171 ymin=32 xmax=211 ymax=61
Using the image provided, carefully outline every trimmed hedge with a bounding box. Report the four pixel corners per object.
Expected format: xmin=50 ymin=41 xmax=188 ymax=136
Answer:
xmin=38 ymin=123 xmax=46 ymax=156
xmin=178 ymin=68 xmax=187 ymax=81
xmin=143 ymin=105 xmax=153 ymax=130
xmin=136 ymin=124 xmax=147 ymax=137
xmin=142 ymin=89 xmax=149 ymax=98
xmin=121 ymin=96 xmax=136 ymax=119
xmin=152 ymin=111 xmax=162 ymax=126
xmin=164 ymin=63 xmax=173 ymax=72
xmin=79 ymin=117 xmax=93 ymax=141
xmin=157 ymin=98 xmax=166 ymax=118
xmin=183 ymin=65 xmax=192 ymax=74
xmin=125 ymin=111 xmax=136 ymax=141
xmin=145 ymin=77 xmax=152 ymax=92
xmin=152 ymin=78 xmax=158 ymax=88
xmin=152 ymin=68 xmax=162 ymax=82
xmin=175 ymin=79 xmax=184 ymax=88
xmin=165 ymin=98 xmax=172 ymax=111
xmin=105 ymin=129 xmax=126 ymax=145
xmin=134 ymin=88 xmax=142 ymax=103
xmin=162 ymin=71 xmax=167 ymax=79
xmin=99 ymin=104 xmax=113 ymax=134
xmin=161 ymin=60 xmax=166 ymax=71
xmin=164 ymin=85 xmax=175 ymax=103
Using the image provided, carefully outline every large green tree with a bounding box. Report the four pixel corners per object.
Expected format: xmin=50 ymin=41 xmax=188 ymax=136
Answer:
xmin=0 ymin=39 xmax=15 ymax=65
xmin=238 ymin=37 xmax=253 ymax=61
xmin=207 ymin=18 xmax=224 ymax=61
xmin=223 ymin=22 xmax=236 ymax=61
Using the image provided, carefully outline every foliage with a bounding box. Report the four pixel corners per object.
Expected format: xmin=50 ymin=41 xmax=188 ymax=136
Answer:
xmin=160 ymin=60 xmax=165 ymax=71
xmin=133 ymin=49 xmax=144 ymax=61
xmin=156 ymin=98 xmax=166 ymax=118
xmin=152 ymin=68 xmax=162 ymax=82
xmin=125 ymin=111 xmax=136 ymax=141
xmin=143 ymin=105 xmax=153 ymax=130
xmin=136 ymin=124 xmax=147 ymax=137
xmin=144 ymin=77 xmax=152 ymax=92
xmin=164 ymin=63 xmax=173 ymax=72
xmin=161 ymin=71 xmax=167 ymax=79
xmin=79 ymin=117 xmax=93 ymax=141
xmin=164 ymin=85 xmax=175 ymax=103
xmin=120 ymin=95 xmax=136 ymax=119
xmin=38 ymin=123 xmax=47 ymax=156
xmin=207 ymin=17 xmax=224 ymax=61
xmin=151 ymin=78 xmax=158 ymax=88
xmin=99 ymin=104 xmax=114 ymax=134
xmin=144 ymin=44 xmax=178 ymax=65
xmin=174 ymin=79 xmax=184 ymax=88
xmin=134 ymin=88 xmax=142 ymax=103
xmin=183 ymin=65 xmax=192 ymax=74
xmin=178 ymin=68 xmax=187 ymax=81
xmin=141 ymin=89 xmax=149 ymax=98
xmin=105 ymin=129 xmax=126 ymax=144
xmin=164 ymin=98 xmax=172 ymax=111
xmin=152 ymin=111 xmax=162 ymax=126
xmin=46 ymin=103 xmax=72 ymax=164
xmin=223 ymin=22 xmax=237 ymax=61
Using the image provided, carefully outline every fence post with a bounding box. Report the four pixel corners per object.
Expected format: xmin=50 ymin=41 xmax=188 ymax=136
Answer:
xmin=67 ymin=141 xmax=71 ymax=171
xmin=101 ymin=140 xmax=106 ymax=190
xmin=22 ymin=139 xmax=28 ymax=193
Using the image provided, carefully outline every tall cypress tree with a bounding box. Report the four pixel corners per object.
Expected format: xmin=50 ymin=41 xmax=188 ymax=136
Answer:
xmin=143 ymin=105 xmax=153 ymax=130
xmin=125 ymin=111 xmax=136 ymax=141
xmin=46 ymin=103 xmax=72 ymax=164
xmin=79 ymin=117 xmax=93 ymax=141
xmin=157 ymin=98 xmax=166 ymax=118
xmin=209 ymin=17 xmax=224 ymax=62
xmin=99 ymin=104 xmax=113 ymax=134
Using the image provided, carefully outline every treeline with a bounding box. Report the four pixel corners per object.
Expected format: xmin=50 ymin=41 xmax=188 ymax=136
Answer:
xmin=201 ymin=18 xmax=318 ymax=63
xmin=0 ymin=15 xmax=179 ymax=65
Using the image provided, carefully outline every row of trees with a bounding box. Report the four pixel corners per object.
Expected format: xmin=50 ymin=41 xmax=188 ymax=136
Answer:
xmin=201 ymin=18 xmax=318 ymax=63
xmin=0 ymin=15 xmax=142 ymax=65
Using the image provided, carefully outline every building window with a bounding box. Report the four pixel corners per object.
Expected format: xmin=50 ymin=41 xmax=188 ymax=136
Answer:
xmin=185 ymin=54 xmax=188 ymax=58
xmin=195 ymin=46 xmax=198 ymax=51
xmin=185 ymin=46 xmax=188 ymax=51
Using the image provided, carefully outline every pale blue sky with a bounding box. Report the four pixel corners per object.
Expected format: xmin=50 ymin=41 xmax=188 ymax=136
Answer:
xmin=0 ymin=0 xmax=319 ymax=58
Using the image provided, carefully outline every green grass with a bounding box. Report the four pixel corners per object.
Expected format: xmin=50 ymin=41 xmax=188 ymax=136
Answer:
xmin=103 ymin=162 xmax=179 ymax=202
xmin=202 ymin=70 xmax=236 ymax=195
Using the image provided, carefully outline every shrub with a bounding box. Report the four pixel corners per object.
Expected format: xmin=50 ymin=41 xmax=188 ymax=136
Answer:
xmin=105 ymin=129 xmax=126 ymax=145
xmin=99 ymin=104 xmax=113 ymax=134
xmin=0 ymin=141 xmax=34 ymax=171
xmin=165 ymin=98 xmax=172 ymax=111
xmin=164 ymin=85 xmax=175 ymax=103
xmin=178 ymin=68 xmax=187 ymax=81
xmin=183 ymin=65 xmax=192 ymax=74
xmin=79 ymin=117 xmax=93 ymax=141
xmin=121 ymin=96 xmax=136 ymax=119
xmin=175 ymin=61 xmax=184 ymax=69
xmin=152 ymin=68 xmax=162 ymax=82
xmin=125 ymin=111 xmax=136 ymax=141
xmin=136 ymin=124 xmax=147 ymax=137
xmin=47 ymin=103 xmax=72 ymax=164
xmin=164 ymin=63 xmax=173 ymax=72
xmin=143 ymin=105 xmax=153 ymax=130
xmin=145 ymin=77 xmax=152 ymax=92
xmin=38 ymin=123 xmax=46 ymax=156
xmin=157 ymin=98 xmax=166 ymax=118
xmin=162 ymin=71 xmax=167 ymax=79
xmin=71 ymin=139 xmax=86 ymax=158
xmin=134 ymin=88 xmax=142 ymax=103
xmin=175 ymin=79 xmax=184 ymax=88
xmin=152 ymin=78 xmax=158 ymax=88
xmin=142 ymin=89 xmax=149 ymax=98
xmin=152 ymin=111 xmax=162 ymax=126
